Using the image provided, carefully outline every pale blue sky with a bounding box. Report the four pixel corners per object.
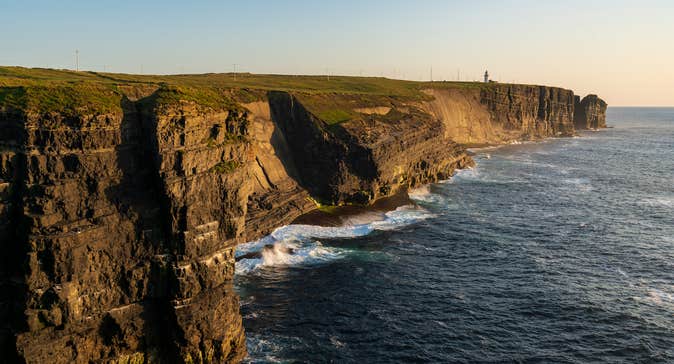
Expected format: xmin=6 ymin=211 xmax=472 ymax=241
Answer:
xmin=2 ymin=0 xmax=673 ymax=105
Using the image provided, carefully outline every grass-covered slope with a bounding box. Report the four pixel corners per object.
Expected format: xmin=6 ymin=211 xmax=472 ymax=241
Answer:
xmin=0 ymin=65 xmax=491 ymax=94
xmin=0 ymin=65 xmax=499 ymax=122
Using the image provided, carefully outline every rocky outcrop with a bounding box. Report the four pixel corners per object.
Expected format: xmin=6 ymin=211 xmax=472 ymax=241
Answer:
xmin=0 ymin=78 xmax=606 ymax=363
xmin=574 ymin=94 xmax=608 ymax=129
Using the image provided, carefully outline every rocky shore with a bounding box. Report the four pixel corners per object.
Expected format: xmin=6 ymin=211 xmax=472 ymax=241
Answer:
xmin=0 ymin=68 xmax=606 ymax=363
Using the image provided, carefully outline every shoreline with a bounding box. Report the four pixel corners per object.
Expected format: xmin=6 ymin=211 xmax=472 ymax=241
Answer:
xmin=278 ymin=131 xmax=605 ymax=232
xmin=292 ymin=190 xmax=414 ymax=227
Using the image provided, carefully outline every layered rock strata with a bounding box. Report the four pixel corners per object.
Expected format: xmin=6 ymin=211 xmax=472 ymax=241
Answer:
xmin=421 ymin=84 xmax=578 ymax=145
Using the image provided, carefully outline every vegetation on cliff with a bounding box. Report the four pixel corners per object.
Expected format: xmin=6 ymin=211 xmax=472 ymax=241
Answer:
xmin=0 ymin=83 xmax=122 ymax=116
xmin=0 ymin=66 xmax=499 ymax=123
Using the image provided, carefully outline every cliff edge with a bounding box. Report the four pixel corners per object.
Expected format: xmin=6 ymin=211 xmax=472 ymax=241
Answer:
xmin=0 ymin=67 xmax=606 ymax=363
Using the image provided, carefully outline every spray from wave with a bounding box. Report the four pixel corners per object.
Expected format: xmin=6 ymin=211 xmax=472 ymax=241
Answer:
xmin=235 ymin=204 xmax=436 ymax=275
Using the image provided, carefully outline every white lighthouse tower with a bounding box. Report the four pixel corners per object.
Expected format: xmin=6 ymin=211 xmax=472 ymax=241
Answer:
xmin=484 ymin=70 xmax=489 ymax=83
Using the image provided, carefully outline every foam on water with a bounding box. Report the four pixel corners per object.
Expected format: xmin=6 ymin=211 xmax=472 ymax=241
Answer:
xmin=235 ymin=204 xmax=436 ymax=275
xmin=562 ymin=177 xmax=593 ymax=192
xmin=640 ymin=196 xmax=674 ymax=208
xmin=634 ymin=287 xmax=674 ymax=310
xmin=408 ymin=185 xmax=446 ymax=204
xmin=244 ymin=334 xmax=288 ymax=364
xmin=450 ymin=166 xmax=480 ymax=181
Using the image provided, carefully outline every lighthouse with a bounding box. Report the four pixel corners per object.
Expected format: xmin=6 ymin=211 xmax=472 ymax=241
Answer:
xmin=484 ymin=70 xmax=489 ymax=83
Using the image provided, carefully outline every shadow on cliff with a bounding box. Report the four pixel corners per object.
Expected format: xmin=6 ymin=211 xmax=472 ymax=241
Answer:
xmin=106 ymin=95 xmax=171 ymax=250
xmin=267 ymin=91 xmax=378 ymax=204
xmin=102 ymin=95 xmax=182 ymax=361
xmin=0 ymin=109 xmax=30 ymax=363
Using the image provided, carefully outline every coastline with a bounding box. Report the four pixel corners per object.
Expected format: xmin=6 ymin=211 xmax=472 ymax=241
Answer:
xmin=0 ymin=67 xmax=608 ymax=362
xmin=236 ymin=111 xmax=674 ymax=363
xmin=283 ymin=134 xmax=585 ymax=231
xmin=292 ymin=191 xmax=413 ymax=227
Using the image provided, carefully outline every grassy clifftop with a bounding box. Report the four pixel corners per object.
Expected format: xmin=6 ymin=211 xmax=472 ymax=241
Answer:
xmin=0 ymin=65 xmax=496 ymax=121
xmin=0 ymin=65 xmax=491 ymax=93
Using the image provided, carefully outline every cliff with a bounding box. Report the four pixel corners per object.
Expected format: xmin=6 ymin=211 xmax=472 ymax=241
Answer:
xmin=0 ymin=67 xmax=606 ymax=363
xmin=421 ymin=84 xmax=577 ymax=145
xmin=574 ymin=94 xmax=608 ymax=129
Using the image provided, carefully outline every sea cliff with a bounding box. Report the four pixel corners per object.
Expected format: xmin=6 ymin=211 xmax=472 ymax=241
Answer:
xmin=0 ymin=67 xmax=606 ymax=363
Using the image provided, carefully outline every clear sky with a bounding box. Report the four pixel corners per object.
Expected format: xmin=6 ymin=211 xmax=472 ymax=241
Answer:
xmin=2 ymin=0 xmax=673 ymax=106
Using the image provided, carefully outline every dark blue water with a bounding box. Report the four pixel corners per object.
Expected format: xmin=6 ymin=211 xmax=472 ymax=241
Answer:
xmin=235 ymin=107 xmax=674 ymax=363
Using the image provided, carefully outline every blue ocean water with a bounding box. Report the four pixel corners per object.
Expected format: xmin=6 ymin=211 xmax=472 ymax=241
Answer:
xmin=234 ymin=107 xmax=674 ymax=363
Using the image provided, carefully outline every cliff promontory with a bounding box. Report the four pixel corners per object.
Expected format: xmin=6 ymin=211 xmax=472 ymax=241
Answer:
xmin=0 ymin=67 xmax=606 ymax=363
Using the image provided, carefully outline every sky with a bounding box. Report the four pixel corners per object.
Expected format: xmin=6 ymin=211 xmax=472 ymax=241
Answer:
xmin=1 ymin=0 xmax=673 ymax=106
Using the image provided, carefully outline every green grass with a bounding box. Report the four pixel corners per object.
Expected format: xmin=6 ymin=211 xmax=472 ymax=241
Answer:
xmin=0 ymin=65 xmax=492 ymax=97
xmin=316 ymin=109 xmax=354 ymax=124
xmin=317 ymin=204 xmax=340 ymax=214
xmin=0 ymin=65 xmax=517 ymax=121
xmin=202 ymin=133 xmax=246 ymax=148
xmin=0 ymin=83 xmax=122 ymax=116
xmin=149 ymin=85 xmax=239 ymax=110
xmin=210 ymin=160 xmax=240 ymax=174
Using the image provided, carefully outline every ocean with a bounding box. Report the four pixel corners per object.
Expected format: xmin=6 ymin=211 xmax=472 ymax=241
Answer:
xmin=234 ymin=107 xmax=674 ymax=363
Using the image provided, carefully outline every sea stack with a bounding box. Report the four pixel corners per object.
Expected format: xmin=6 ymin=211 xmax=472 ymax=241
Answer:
xmin=574 ymin=94 xmax=609 ymax=130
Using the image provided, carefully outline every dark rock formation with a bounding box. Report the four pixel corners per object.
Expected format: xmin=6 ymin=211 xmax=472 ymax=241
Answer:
xmin=574 ymin=94 xmax=608 ymax=129
xmin=0 ymin=91 xmax=250 ymax=363
xmin=267 ymin=91 xmax=473 ymax=205
xmin=0 ymin=80 xmax=606 ymax=363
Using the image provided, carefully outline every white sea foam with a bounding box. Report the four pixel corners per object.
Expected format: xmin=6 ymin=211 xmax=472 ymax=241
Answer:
xmin=244 ymin=334 xmax=288 ymax=364
xmin=235 ymin=240 xmax=344 ymax=275
xmin=408 ymin=185 xmax=447 ymax=204
xmin=563 ymin=177 xmax=593 ymax=192
xmin=451 ymin=166 xmax=479 ymax=181
xmin=640 ymin=196 xmax=674 ymax=208
xmin=635 ymin=288 xmax=674 ymax=309
xmin=235 ymin=204 xmax=435 ymax=275
xmin=329 ymin=336 xmax=345 ymax=348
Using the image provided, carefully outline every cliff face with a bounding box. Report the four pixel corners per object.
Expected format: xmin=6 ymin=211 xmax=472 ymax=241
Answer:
xmin=0 ymin=74 xmax=607 ymax=363
xmin=243 ymin=101 xmax=315 ymax=239
xmin=267 ymin=92 xmax=474 ymax=205
xmin=0 ymin=90 xmax=250 ymax=363
xmin=574 ymin=94 xmax=608 ymax=129
xmin=0 ymin=105 xmax=165 ymax=362
xmin=420 ymin=84 xmax=579 ymax=146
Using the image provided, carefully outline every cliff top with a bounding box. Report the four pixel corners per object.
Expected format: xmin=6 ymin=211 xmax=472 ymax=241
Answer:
xmin=0 ymin=65 xmax=493 ymax=94
xmin=0 ymin=66 xmax=553 ymax=123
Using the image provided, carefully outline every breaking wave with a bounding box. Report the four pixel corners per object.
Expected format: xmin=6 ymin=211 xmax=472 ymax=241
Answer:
xmin=235 ymin=204 xmax=435 ymax=275
xmin=639 ymin=196 xmax=674 ymax=208
xmin=408 ymin=185 xmax=446 ymax=204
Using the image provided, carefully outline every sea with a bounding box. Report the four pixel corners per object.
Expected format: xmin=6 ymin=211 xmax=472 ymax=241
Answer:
xmin=234 ymin=107 xmax=674 ymax=363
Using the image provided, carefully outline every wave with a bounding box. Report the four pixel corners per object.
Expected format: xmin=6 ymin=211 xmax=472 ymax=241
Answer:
xmin=235 ymin=205 xmax=435 ymax=275
xmin=408 ymin=185 xmax=447 ymax=204
xmin=244 ymin=334 xmax=288 ymax=364
xmin=640 ymin=196 xmax=674 ymax=208
xmin=448 ymin=165 xmax=529 ymax=185
xmin=634 ymin=288 xmax=674 ymax=310
xmin=562 ymin=177 xmax=593 ymax=192
xmin=449 ymin=166 xmax=480 ymax=181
